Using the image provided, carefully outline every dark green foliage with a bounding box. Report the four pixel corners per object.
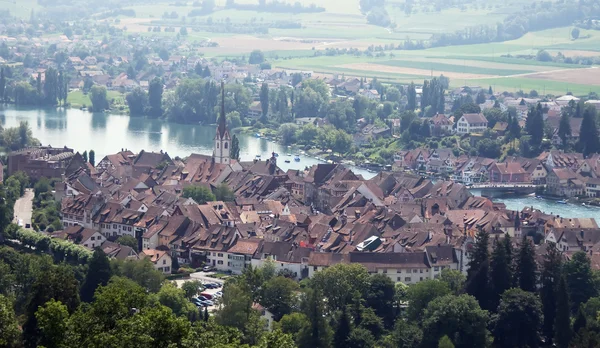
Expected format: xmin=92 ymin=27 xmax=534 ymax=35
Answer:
xmin=182 ymin=185 xmax=216 ymax=204
xmin=406 ymin=279 xmax=450 ymax=321
xmin=493 ymin=288 xmax=543 ymax=348
xmin=564 ymin=251 xmax=597 ymax=313
xmin=421 ymin=294 xmax=490 ymax=348
xmin=555 ymin=276 xmax=572 ymax=348
xmin=297 ymin=288 xmax=333 ymax=348
xmin=213 ymin=183 xmax=235 ymax=202
xmin=148 ymin=77 xmax=163 ymax=117
xmin=465 ymin=229 xmax=491 ymax=310
xmin=407 ymin=82 xmax=416 ymax=111
xmin=489 ymin=236 xmax=512 ymax=310
xmin=90 ymin=85 xmax=109 ymax=112
xmin=81 ymin=249 xmax=112 ymax=302
xmin=540 ymin=242 xmax=562 ymax=344
xmin=558 ymin=111 xmax=572 ymax=149
xmin=365 ymin=274 xmax=396 ymax=328
xmin=515 ymin=237 xmax=537 ymax=292
xmin=115 ymin=235 xmax=138 ymax=251
xmin=334 ymin=307 xmax=352 ymax=348
xmin=578 ymin=107 xmax=600 ymax=157
xmin=89 ymin=150 xmax=95 ymax=166
xmin=125 ymin=87 xmax=148 ymax=116
xmin=231 ymin=135 xmax=240 ymax=160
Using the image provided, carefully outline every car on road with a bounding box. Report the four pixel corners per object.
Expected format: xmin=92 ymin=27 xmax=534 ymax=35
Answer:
xmin=17 ymin=219 xmax=23 ymax=227
xmin=202 ymin=266 xmax=213 ymax=272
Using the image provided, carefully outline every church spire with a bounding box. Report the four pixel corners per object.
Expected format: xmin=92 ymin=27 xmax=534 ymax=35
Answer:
xmin=217 ymin=80 xmax=227 ymax=139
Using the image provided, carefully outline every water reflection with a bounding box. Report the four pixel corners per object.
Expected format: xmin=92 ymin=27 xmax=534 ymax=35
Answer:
xmin=91 ymin=112 xmax=107 ymax=130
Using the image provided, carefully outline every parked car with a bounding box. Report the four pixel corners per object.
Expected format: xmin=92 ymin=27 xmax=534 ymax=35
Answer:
xmin=203 ymin=300 xmax=214 ymax=306
xmin=200 ymin=293 xmax=213 ymax=300
xmin=202 ymin=266 xmax=212 ymax=272
xmin=191 ymin=298 xmax=203 ymax=306
xmin=205 ymin=283 xmax=220 ymax=289
xmin=197 ymin=296 xmax=208 ymax=301
xmin=214 ymin=291 xmax=223 ymax=297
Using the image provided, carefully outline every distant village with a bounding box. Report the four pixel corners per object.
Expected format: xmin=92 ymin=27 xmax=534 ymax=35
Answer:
xmin=5 ymin=97 xmax=600 ymax=282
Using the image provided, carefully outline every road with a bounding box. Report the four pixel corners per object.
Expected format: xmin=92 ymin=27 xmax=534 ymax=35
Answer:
xmin=13 ymin=188 xmax=33 ymax=228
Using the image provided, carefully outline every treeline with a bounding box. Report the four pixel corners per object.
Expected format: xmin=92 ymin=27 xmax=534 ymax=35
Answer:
xmin=8 ymin=67 xmax=68 ymax=107
xmin=225 ymin=0 xmax=325 ymax=13
xmin=429 ymin=0 xmax=599 ymax=48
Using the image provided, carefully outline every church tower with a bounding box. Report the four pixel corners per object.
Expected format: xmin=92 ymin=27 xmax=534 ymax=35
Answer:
xmin=213 ymin=81 xmax=231 ymax=164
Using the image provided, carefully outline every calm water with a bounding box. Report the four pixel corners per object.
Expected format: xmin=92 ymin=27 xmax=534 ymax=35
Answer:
xmin=469 ymin=190 xmax=600 ymax=219
xmin=3 ymin=106 xmax=597 ymax=218
xmin=0 ymin=105 xmax=374 ymax=178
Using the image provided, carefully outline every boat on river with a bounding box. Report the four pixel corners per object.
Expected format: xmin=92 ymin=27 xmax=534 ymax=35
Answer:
xmin=284 ymin=159 xmax=291 ymax=163
xmin=294 ymin=156 xmax=300 ymax=162
xmin=557 ymin=200 xmax=568 ymax=204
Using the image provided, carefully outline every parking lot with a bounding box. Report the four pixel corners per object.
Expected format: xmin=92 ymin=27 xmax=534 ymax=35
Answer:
xmin=175 ymin=271 xmax=225 ymax=312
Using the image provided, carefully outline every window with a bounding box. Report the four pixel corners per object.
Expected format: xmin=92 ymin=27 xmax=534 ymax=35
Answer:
xmin=164 ymin=267 xmax=170 ymax=272
xmin=397 ymin=277 xmax=401 ymax=281
xmin=224 ymin=142 xmax=228 ymax=149
xmin=217 ymin=143 xmax=219 ymax=148
xmin=420 ymin=269 xmax=423 ymax=273
xmin=113 ymin=224 xmax=117 ymax=229
xmin=404 ymin=277 xmax=411 ymax=282
xmin=420 ymin=277 xmax=423 ymax=281
xmin=217 ymin=260 xmax=223 ymax=265
xmin=218 ymin=253 xmax=223 ymax=257
xmin=313 ymin=266 xmax=318 ymax=271
xmin=91 ymin=236 xmax=95 ymax=241
xmin=434 ymin=266 xmax=439 ymax=271
xmin=412 ymin=269 xmax=417 ymax=273
xmin=163 ymin=259 xmax=166 ymax=265
xmin=382 ymin=269 xmax=387 ymax=274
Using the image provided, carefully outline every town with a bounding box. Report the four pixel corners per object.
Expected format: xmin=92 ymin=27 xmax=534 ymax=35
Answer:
xmin=2 ymin=1 xmax=600 ymax=347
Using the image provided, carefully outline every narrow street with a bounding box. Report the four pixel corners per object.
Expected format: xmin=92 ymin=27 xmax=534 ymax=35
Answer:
xmin=13 ymin=188 xmax=34 ymax=228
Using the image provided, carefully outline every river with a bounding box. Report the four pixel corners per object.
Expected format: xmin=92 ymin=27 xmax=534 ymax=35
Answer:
xmin=0 ymin=105 xmax=375 ymax=177
xmin=469 ymin=190 xmax=599 ymax=219
xmin=2 ymin=106 xmax=598 ymax=219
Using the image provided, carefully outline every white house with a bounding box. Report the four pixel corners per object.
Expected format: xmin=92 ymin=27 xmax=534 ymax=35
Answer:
xmin=456 ymin=113 xmax=488 ymax=135
xmin=142 ymin=249 xmax=173 ymax=274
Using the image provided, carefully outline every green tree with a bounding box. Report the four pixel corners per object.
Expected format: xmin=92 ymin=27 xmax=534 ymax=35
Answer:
xmin=148 ymin=77 xmax=163 ymax=117
xmin=216 ymin=279 xmax=252 ymax=331
xmin=438 ymin=335 xmax=455 ymax=348
xmin=89 ymin=150 xmax=95 ymax=166
xmin=23 ymin=265 xmax=81 ymax=347
xmin=439 ymin=268 xmax=465 ymax=295
xmin=465 ymin=229 xmax=491 ymax=310
xmin=82 ymin=150 xmax=88 ymax=163
xmin=334 ymin=307 xmax=352 ymax=348
xmin=249 ymin=50 xmax=265 ymax=64
xmin=259 ymin=329 xmax=296 ymax=348
xmin=157 ymin=282 xmax=196 ymax=317
xmin=311 ymin=263 xmax=370 ymax=312
xmin=515 ymin=237 xmax=537 ymax=292
xmin=540 ymin=242 xmax=562 ymax=344
xmin=260 ymin=83 xmax=269 ymax=122
xmin=407 ymin=82 xmax=416 ymax=111
xmin=260 ymin=276 xmax=299 ymax=321
xmin=493 ymin=288 xmax=543 ymax=348
xmin=489 ymin=236 xmax=512 ymax=309
xmin=278 ymin=123 xmax=299 ymax=145
xmin=81 ymin=249 xmax=112 ymax=302
xmin=0 ymin=294 xmax=20 ymax=347
xmin=231 ymin=135 xmax=240 ymax=160
xmin=579 ymin=107 xmax=600 ymax=157
xmin=564 ymin=251 xmax=597 ymax=313
xmin=422 ymin=294 xmax=490 ymax=348
xmin=126 ymin=87 xmax=148 ymax=116
xmin=346 ymin=327 xmax=375 ymax=348
xmin=297 ymin=288 xmax=333 ymax=348
xmin=554 ymin=275 xmax=572 ymax=348
xmin=214 ymin=183 xmax=235 ymax=202
xmin=111 ymin=258 xmax=164 ymax=292
xmin=406 ymin=279 xmax=450 ymax=321
xmin=115 ymin=235 xmax=138 ymax=251
xmin=558 ymin=111 xmax=572 ymax=150
xmin=90 ymin=85 xmax=109 ymax=112
xmin=278 ymin=312 xmax=309 ymax=342
xmin=572 ymin=27 xmax=580 ymax=40
xmin=365 ymin=274 xmax=395 ymax=328
xmin=182 ymin=185 xmax=216 ymax=204
xmin=0 ymin=67 xmax=5 ymax=103
xmin=35 ymin=299 xmax=69 ymax=348
xmin=525 ymin=104 xmax=544 ymax=148
xmin=182 ymin=280 xmax=203 ymax=299
xmin=383 ymin=320 xmax=422 ymax=348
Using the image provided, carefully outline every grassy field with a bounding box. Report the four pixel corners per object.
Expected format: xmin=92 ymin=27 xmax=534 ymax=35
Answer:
xmin=2 ymin=0 xmax=40 ymax=19
xmin=68 ymin=90 xmax=124 ymax=108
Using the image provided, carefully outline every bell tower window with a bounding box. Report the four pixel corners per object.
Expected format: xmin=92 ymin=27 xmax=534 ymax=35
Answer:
xmin=224 ymin=142 xmax=228 ymax=149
